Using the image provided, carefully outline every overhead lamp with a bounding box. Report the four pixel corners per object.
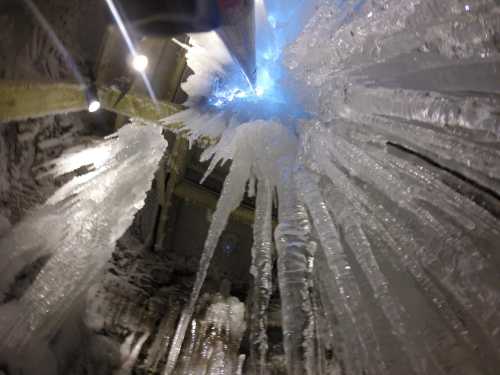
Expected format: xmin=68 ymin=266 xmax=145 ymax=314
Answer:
xmin=85 ymin=83 xmax=101 ymax=113
xmin=131 ymin=54 xmax=149 ymax=72
xmin=87 ymin=100 xmax=101 ymax=113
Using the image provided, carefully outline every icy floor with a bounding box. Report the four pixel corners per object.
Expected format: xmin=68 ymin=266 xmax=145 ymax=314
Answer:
xmin=1 ymin=0 xmax=500 ymax=374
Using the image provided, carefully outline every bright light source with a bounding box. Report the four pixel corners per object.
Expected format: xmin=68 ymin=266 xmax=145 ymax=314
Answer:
xmin=268 ymin=15 xmax=277 ymax=29
xmin=131 ymin=54 xmax=149 ymax=72
xmin=255 ymin=87 xmax=264 ymax=96
xmin=88 ymin=100 xmax=101 ymax=113
xmin=465 ymin=4 xmax=470 ymax=11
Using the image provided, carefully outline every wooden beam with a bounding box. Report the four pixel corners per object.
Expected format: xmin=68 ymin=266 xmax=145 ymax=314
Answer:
xmin=0 ymin=81 xmax=87 ymax=122
xmin=0 ymin=80 xmax=182 ymax=124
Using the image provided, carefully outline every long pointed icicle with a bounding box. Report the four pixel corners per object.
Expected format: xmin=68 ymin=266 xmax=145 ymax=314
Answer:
xmin=164 ymin=156 xmax=251 ymax=374
xmin=295 ymin=168 xmax=386 ymax=375
xmin=305 ymin=119 xmax=500 ymax=372
xmin=313 ymin=246 xmax=363 ymax=375
xmin=315 ymin=150 xmax=499 ymax=373
xmin=275 ymin=178 xmax=319 ymax=375
xmin=249 ymin=179 xmax=273 ymax=375
xmin=325 ymin=183 xmax=441 ymax=375
xmin=327 ymin=130 xmax=500 ymax=354
xmin=0 ymin=124 xmax=167 ymax=353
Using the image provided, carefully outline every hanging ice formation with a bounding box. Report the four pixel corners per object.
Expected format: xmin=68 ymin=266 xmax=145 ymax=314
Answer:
xmin=0 ymin=0 xmax=499 ymax=374
xmin=0 ymin=124 xmax=167 ymax=361
xmin=161 ymin=0 xmax=500 ymax=374
xmin=174 ymin=292 xmax=247 ymax=374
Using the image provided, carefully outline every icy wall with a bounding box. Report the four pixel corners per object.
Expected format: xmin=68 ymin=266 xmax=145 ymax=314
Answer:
xmin=0 ymin=0 xmax=108 ymax=81
xmin=0 ymin=115 xmax=91 ymax=231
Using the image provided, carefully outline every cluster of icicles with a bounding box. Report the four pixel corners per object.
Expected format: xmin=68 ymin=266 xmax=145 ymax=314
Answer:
xmin=1 ymin=0 xmax=500 ymax=374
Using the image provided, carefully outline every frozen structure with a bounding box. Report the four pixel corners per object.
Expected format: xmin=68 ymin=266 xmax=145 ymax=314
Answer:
xmin=173 ymin=291 xmax=247 ymax=375
xmin=0 ymin=124 xmax=167 ymax=372
xmin=162 ymin=0 xmax=500 ymax=374
xmin=0 ymin=0 xmax=500 ymax=374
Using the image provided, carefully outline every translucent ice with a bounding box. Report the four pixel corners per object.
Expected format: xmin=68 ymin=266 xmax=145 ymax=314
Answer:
xmin=0 ymin=123 xmax=167 ymax=355
xmin=174 ymin=293 xmax=247 ymax=375
xmin=162 ymin=0 xmax=500 ymax=373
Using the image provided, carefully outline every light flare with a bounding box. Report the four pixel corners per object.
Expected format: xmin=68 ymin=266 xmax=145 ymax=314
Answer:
xmin=131 ymin=54 xmax=149 ymax=73
xmin=103 ymin=0 xmax=158 ymax=107
xmin=200 ymin=0 xmax=311 ymax=123
xmin=88 ymin=100 xmax=101 ymax=113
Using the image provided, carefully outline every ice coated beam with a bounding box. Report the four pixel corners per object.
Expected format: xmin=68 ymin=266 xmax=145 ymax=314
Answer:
xmin=0 ymin=80 xmax=182 ymax=123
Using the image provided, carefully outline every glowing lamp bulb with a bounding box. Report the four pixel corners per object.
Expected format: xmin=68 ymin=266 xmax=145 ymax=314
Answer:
xmin=131 ymin=54 xmax=149 ymax=72
xmin=88 ymin=100 xmax=101 ymax=113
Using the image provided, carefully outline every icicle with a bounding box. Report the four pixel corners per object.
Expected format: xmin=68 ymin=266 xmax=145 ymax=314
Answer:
xmin=164 ymin=156 xmax=251 ymax=374
xmin=295 ymin=168 xmax=387 ymax=375
xmin=334 ymin=109 xmax=500 ymax=193
xmin=324 ymin=182 xmax=442 ymax=375
xmin=274 ymin=176 xmax=319 ymax=375
xmin=249 ymin=179 xmax=273 ymax=374
xmin=0 ymin=123 xmax=167 ymax=354
xmin=173 ymin=293 xmax=246 ymax=375
xmin=313 ymin=243 xmax=363 ymax=375
xmin=327 ymin=132 xmax=500 ymax=355
xmin=144 ymin=303 xmax=181 ymax=373
xmin=301 ymin=239 xmax=320 ymax=375
xmin=0 ymin=207 xmax=63 ymax=300
xmin=304 ymin=124 xmax=500 ymax=372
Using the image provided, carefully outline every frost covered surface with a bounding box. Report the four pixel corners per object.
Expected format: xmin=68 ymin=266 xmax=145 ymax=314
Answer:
xmin=0 ymin=123 xmax=167 ymax=355
xmin=163 ymin=0 xmax=500 ymax=374
xmin=0 ymin=115 xmax=89 ymax=227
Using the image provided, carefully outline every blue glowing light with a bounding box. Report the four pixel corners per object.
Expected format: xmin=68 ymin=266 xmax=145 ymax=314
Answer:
xmin=206 ymin=0 xmax=313 ymax=122
xmin=268 ymin=15 xmax=277 ymax=29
